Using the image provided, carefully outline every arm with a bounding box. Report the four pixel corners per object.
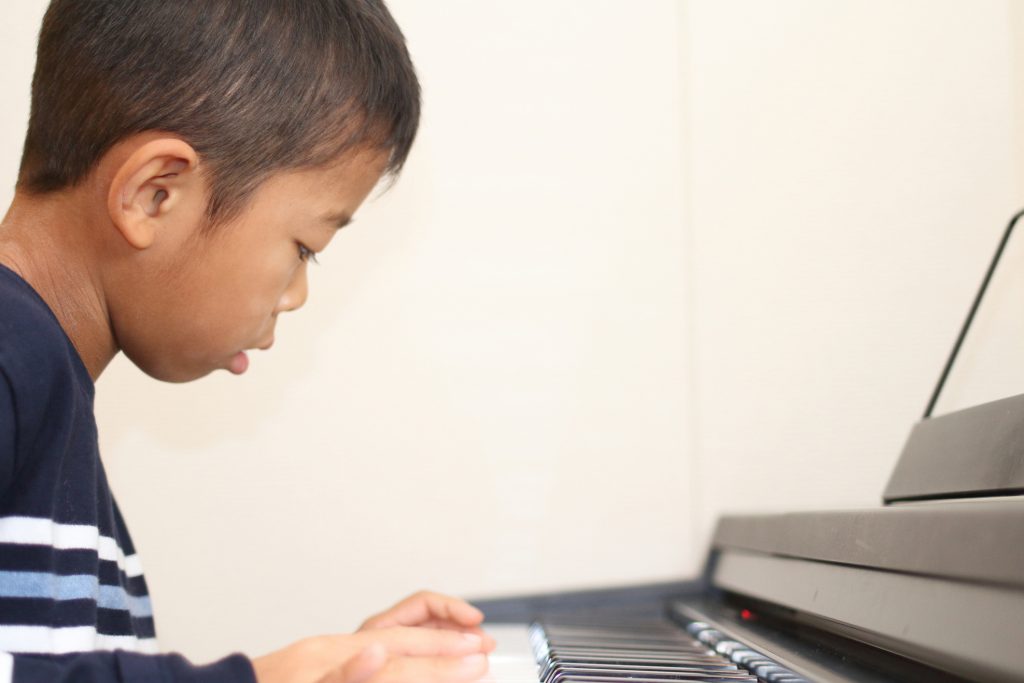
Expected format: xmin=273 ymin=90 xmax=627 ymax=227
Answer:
xmin=2 ymin=604 xmax=491 ymax=683
xmin=1 ymin=382 xmax=490 ymax=683
xmin=0 ymin=368 xmax=15 ymax=498
xmin=6 ymin=651 xmax=255 ymax=683
xmin=0 ymin=375 xmax=256 ymax=683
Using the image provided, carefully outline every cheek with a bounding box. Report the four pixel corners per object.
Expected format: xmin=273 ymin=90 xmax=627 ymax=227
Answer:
xmin=113 ymin=236 xmax=297 ymax=381
xmin=210 ymin=257 xmax=298 ymax=324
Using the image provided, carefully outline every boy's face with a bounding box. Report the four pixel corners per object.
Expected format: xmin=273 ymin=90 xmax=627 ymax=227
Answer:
xmin=110 ymin=149 xmax=388 ymax=383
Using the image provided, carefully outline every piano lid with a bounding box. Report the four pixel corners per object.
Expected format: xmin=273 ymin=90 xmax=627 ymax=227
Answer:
xmin=713 ymin=498 xmax=1024 ymax=589
xmin=884 ymin=392 xmax=1024 ymax=502
xmin=884 ymin=209 xmax=1024 ymax=503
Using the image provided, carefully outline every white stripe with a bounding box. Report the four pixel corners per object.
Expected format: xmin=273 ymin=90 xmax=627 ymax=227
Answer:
xmin=123 ymin=554 xmax=144 ymax=579
xmin=0 ymin=652 xmax=11 ymax=683
xmin=0 ymin=626 xmax=159 ymax=655
xmin=0 ymin=517 xmax=143 ymax=577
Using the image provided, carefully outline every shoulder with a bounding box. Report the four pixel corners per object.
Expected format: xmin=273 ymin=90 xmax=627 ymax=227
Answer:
xmin=0 ymin=266 xmax=95 ymax=492
xmin=0 ymin=265 xmax=91 ymax=403
xmin=0 ymin=266 xmax=68 ymax=367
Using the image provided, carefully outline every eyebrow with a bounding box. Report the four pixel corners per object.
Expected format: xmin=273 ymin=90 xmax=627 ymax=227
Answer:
xmin=321 ymin=211 xmax=353 ymax=230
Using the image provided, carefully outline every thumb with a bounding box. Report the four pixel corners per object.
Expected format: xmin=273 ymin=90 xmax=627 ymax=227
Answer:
xmin=340 ymin=643 xmax=388 ymax=683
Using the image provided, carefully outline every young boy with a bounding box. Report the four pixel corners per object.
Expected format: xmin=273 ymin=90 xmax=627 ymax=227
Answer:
xmin=0 ymin=1 xmax=496 ymax=682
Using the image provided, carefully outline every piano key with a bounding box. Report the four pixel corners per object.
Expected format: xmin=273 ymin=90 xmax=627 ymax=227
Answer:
xmin=712 ymin=640 xmax=745 ymax=657
xmin=473 ymin=625 xmax=542 ymax=683
xmin=542 ymin=637 xmax=707 ymax=649
xmin=727 ymin=649 xmax=764 ymax=666
xmin=751 ymin=663 xmax=788 ymax=679
xmin=539 ymin=632 xmax=697 ymax=647
xmin=686 ymin=621 xmax=712 ymax=636
xmin=544 ymin=672 xmax=757 ymax=682
xmin=542 ymin=665 xmax=757 ymax=680
xmin=695 ymin=629 xmax=727 ymax=646
xmin=541 ymin=646 xmax=722 ymax=659
xmin=543 ymin=637 xmax=708 ymax=649
xmin=543 ymin=653 xmax=733 ymax=666
xmin=545 ymin=676 xmax=757 ymax=683
xmin=528 ymin=618 xmax=807 ymax=683
xmin=543 ymin=651 xmax=707 ymax=660
xmin=536 ymin=646 xmax=719 ymax=661
xmin=540 ymin=660 xmax=746 ymax=677
xmin=546 ymin=675 xmax=758 ymax=682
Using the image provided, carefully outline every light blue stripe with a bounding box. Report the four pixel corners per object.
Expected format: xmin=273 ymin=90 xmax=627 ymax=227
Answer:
xmin=0 ymin=571 xmax=152 ymax=617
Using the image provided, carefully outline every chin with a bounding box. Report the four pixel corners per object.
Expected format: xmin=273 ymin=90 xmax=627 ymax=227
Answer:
xmin=122 ymin=349 xmax=218 ymax=384
xmin=154 ymin=367 xmax=218 ymax=384
xmin=144 ymin=365 xmax=217 ymax=384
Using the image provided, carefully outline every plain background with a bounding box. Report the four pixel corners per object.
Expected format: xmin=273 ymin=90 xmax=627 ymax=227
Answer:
xmin=1 ymin=0 xmax=1022 ymax=664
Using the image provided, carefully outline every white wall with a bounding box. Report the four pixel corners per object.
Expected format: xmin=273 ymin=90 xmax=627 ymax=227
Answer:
xmin=0 ymin=4 xmax=43 ymax=194
xmin=4 ymin=0 xmax=692 ymax=662
xmin=0 ymin=0 xmax=1021 ymax=667
xmin=682 ymin=0 xmax=1021 ymax=550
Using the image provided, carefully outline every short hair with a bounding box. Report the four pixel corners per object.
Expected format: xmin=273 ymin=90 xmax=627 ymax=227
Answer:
xmin=17 ymin=0 xmax=421 ymax=226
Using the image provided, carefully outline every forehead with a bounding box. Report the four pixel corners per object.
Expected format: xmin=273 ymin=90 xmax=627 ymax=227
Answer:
xmin=271 ymin=148 xmax=390 ymax=205
xmin=198 ymin=147 xmax=391 ymax=246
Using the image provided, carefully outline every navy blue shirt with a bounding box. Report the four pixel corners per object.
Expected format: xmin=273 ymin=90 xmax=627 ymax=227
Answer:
xmin=0 ymin=264 xmax=255 ymax=682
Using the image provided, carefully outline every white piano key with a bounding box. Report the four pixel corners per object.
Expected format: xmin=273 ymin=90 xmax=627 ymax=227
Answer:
xmin=474 ymin=624 xmax=541 ymax=683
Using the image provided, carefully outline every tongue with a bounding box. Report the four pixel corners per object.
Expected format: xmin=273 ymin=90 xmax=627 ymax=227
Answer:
xmin=228 ymin=351 xmax=249 ymax=375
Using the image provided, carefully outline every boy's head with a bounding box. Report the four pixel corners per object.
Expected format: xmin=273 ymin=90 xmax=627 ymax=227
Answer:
xmin=19 ymin=0 xmax=420 ymax=227
xmin=12 ymin=0 xmax=420 ymax=382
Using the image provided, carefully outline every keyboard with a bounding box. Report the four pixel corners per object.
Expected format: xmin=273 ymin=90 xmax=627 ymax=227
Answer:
xmin=479 ymin=616 xmax=816 ymax=683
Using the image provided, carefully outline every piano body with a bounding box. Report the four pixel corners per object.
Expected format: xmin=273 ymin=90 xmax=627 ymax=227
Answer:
xmin=471 ymin=212 xmax=1024 ymax=682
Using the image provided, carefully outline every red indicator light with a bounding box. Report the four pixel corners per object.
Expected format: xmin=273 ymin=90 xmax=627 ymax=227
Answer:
xmin=740 ymin=609 xmax=754 ymax=621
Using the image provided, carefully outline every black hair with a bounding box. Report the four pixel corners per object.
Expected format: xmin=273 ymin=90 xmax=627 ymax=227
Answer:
xmin=18 ymin=0 xmax=421 ymax=225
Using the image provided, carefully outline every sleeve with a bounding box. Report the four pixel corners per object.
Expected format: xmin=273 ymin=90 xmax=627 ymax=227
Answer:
xmin=5 ymin=650 xmax=258 ymax=683
xmin=0 ymin=369 xmax=15 ymax=499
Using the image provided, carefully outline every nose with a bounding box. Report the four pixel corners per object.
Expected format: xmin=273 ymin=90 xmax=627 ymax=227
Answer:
xmin=276 ymin=263 xmax=309 ymax=314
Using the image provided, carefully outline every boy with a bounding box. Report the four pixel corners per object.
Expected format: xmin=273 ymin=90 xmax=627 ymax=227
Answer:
xmin=0 ymin=1 xmax=495 ymax=682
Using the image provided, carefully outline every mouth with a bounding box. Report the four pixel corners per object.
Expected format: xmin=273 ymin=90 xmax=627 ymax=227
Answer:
xmin=228 ymin=350 xmax=250 ymax=375
xmin=226 ymin=338 xmax=274 ymax=376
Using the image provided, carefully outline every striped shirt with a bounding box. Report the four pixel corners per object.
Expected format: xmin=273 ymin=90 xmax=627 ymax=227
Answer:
xmin=0 ymin=264 xmax=254 ymax=682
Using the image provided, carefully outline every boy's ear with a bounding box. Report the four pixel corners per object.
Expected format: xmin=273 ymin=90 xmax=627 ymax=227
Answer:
xmin=106 ymin=138 xmax=201 ymax=250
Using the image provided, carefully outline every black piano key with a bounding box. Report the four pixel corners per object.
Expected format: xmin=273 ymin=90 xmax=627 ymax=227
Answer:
xmin=539 ymin=623 xmax=684 ymax=635
xmin=728 ymin=649 xmax=763 ymax=666
xmin=545 ymin=646 xmax=721 ymax=659
xmin=536 ymin=631 xmax=681 ymax=644
xmin=548 ymin=655 xmax=733 ymax=663
xmin=713 ymin=641 xmax=745 ymax=657
xmin=542 ymin=644 xmax=717 ymax=656
xmin=751 ymin=664 xmax=788 ymax=679
xmin=529 ymin=618 xmax=806 ymax=683
xmin=547 ymin=652 xmax=720 ymax=664
xmin=546 ymin=672 xmax=756 ymax=682
xmin=547 ymin=676 xmax=757 ymax=683
xmin=541 ymin=660 xmax=745 ymax=676
xmin=542 ymin=665 xmax=757 ymax=680
xmin=547 ymin=675 xmax=757 ymax=682
xmin=695 ymin=629 xmax=727 ymax=646
xmin=539 ymin=632 xmax=696 ymax=647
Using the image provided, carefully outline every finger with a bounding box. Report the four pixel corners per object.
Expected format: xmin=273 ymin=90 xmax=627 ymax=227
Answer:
xmin=416 ymin=624 xmax=495 ymax=652
xmin=362 ymin=627 xmax=491 ymax=657
xmin=362 ymin=592 xmax=485 ymax=630
xmin=367 ymin=619 xmax=485 ymax=639
xmin=385 ymin=592 xmax=484 ymax=628
xmin=372 ymin=654 xmax=489 ymax=683
xmin=339 ymin=644 xmax=388 ymax=683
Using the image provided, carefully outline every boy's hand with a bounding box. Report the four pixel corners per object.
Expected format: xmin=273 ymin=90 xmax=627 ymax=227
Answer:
xmin=359 ymin=591 xmax=490 ymax=640
xmin=251 ymin=626 xmax=491 ymax=683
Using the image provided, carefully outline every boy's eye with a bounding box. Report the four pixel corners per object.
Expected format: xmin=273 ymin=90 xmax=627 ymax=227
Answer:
xmin=297 ymin=243 xmax=319 ymax=265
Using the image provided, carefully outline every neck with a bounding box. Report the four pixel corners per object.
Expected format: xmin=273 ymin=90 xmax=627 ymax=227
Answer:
xmin=0 ymin=191 xmax=117 ymax=382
